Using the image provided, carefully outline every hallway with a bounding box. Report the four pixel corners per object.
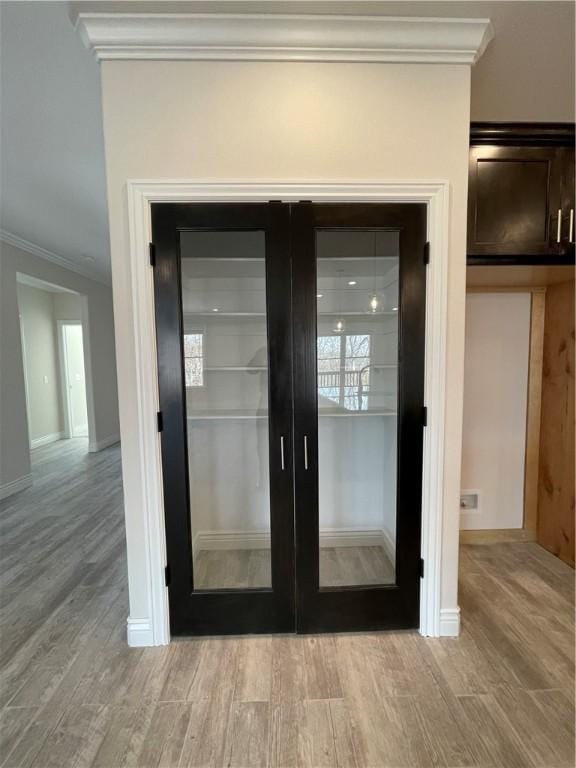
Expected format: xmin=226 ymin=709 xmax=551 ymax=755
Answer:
xmin=0 ymin=441 xmax=574 ymax=767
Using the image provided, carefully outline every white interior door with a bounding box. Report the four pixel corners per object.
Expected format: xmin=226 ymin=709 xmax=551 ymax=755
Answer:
xmin=63 ymin=324 xmax=88 ymax=438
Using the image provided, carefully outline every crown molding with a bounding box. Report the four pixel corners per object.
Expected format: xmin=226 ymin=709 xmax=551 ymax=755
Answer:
xmin=471 ymin=121 xmax=576 ymax=147
xmin=76 ymin=13 xmax=494 ymax=65
xmin=0 ymin=230 xmax=111 ymax=286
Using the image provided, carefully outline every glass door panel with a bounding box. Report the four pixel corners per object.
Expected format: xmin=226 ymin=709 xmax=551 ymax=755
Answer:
xmin=180 ymin=231 xmax=271 ymax=590
xmin=316 ymin=231 xmax=399 ymax=588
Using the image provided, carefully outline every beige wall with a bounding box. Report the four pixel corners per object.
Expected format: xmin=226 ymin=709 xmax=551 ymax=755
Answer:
xmin=101 ymin=60 xmax=470 ymax=625
xmin=17 ymin=284 xmax=63 ymax=443
xmin=53 ymin=292 xmax=83 ymax=322
xmin=73 ymin=1 xmax=576 ymax=122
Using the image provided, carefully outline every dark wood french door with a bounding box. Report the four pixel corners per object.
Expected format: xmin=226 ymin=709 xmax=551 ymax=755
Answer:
xmin=152 ymin=203 xmax=295 ymax=634
xmin=152 ymin=202 xmax=427 ymax=636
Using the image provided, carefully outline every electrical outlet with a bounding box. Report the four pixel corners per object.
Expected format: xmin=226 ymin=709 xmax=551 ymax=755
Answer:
xmin=460 ymin=492 xmax=479 ymax=510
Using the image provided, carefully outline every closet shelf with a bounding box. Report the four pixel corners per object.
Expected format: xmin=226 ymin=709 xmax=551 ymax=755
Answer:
xmin=187 ymin=411 xmax=267 ymax=420
xmin=318 ymin=409 xmax=397 ymax=417
xmin=185 ymin=311 xmax=398 ymax=318
xmin=198 ymin=365 xmax=397 ymax=373
xmin=186 ymin=409 xmax=397 ymax=421
xmin=184 ymin=311 xmax=266 ymax=318
xmin=203 ymin=366 xmax=267 ymax=372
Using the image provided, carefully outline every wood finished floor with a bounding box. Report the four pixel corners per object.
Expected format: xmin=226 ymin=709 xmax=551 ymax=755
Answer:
xmin=0 ymin=439 xmax=574 ymax=768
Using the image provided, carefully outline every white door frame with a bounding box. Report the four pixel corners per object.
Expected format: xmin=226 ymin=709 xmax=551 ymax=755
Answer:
xmin=57 ymin=320 xmax=88 ymax=438
xmin=125 ymin=180 xmax=450 ymax=646
xmin=19 ymin=314 xmax=33 ymax=448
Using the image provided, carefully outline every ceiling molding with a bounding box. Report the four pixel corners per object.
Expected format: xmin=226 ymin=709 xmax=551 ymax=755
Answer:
xmin=470 ymin=121 xmax=576 ymax=147
xmin=75 ymin=13 xmax=494 ymax=65
xmin=0 ymin=230 xmax=111 ymax=286
xmin=16 ymin=273 xmax=78 ymax=294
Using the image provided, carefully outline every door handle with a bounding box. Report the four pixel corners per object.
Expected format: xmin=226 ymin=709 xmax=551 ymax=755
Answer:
xmin=570 ymin=209 xmax=574 ymax=244
xmin=303 ymin=435 xmax=309 ymax=470
xmin=280 ymin=436 xmax=285 ymax=471
xmin=557 ymin=209 xmax=562 ymax=243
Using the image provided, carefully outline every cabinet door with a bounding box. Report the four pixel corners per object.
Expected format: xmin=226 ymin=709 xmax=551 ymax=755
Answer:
xmin=560 ymin=147 xmax=575 ymax=253
xmin=467 ymin=146 xmax=563 ymax=260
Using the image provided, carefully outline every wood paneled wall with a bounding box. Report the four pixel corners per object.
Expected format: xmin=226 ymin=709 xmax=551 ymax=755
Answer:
xmin=537 ymin=279 xmax=575 ymax=567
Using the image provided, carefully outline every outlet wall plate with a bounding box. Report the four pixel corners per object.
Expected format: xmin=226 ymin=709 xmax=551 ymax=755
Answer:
xmin=460 ymin=491 xmax=479 ymax=510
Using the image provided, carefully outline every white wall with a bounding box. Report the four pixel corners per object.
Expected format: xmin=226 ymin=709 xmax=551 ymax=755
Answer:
xmin=461 ymin=292 xmax=531 ymax=530
xmin=100 ymin=60 xmax=470 ymax=630
xmin=0 ymin=241 xmax=120 ymax=495
xmin=17 ymin=284 xmax=63 ymax=444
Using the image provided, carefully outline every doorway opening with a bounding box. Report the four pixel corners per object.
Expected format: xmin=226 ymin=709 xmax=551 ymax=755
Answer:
xmin=16 ymin=273 xmax=92 ymax=452
xmin=59 ymin=322 xmax=89 ymax=438
xmin=460 ymin=265 xmax=575 ymax=569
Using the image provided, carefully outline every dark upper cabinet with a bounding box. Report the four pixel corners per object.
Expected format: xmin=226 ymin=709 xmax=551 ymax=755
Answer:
xmin=468 ymin=123 xmax=575 ymax=264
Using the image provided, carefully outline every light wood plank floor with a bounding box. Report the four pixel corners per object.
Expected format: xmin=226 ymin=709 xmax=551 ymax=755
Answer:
xmin=0 ymin=439 xmax=574 ymax=768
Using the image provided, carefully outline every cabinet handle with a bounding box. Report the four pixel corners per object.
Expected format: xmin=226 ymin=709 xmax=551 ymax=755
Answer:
xmin=304 ymin=435 xmax=309 ymax=470
xmin=280 ymin=436 xmax=285 ymax=471
xmin=557 ymin=209 xmax=562 ymax=243
xmin=570 ymin=209 xmax=574 ymax=244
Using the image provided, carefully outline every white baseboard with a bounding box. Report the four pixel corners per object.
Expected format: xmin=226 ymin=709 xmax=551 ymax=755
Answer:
xmin=0 ymin=473 xmax=33 ymax=501
xmin=320 ymin=528 xmax=386 ymax=549
xmin=127 ymin=617 xmax=154 ymax=647
xmin=88 ymin=433 xmax=120 ymax=452
xmin=30 ymin=431 xmax=63 ymax=449
xmin=381 ymin=527 xmax=396 ymax=563
xmin=193 ymin=528 xmax=389 ymax=559
xmin=194 ymin=530 xmax=269 ymax=556
xmin=439 ymin=607 xmax=460 ymax=637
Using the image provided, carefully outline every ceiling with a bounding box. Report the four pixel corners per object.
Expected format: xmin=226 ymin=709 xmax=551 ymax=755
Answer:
xmin=0 ymin=1 xmax=109 ymax=282
xmin=1 ymin=1 xmax=574 ymax=281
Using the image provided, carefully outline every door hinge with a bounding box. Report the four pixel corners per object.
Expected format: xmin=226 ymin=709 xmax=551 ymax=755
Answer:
xmin=419 ymin=558 xmax=425 ymax=578
xmin=422 ymin=406 xmax=428 ymax=427
xmin=164 ymin=564 xmax=171 ymax=586
xmin=149 ymin=242 xmax=156 ymax=267
xmin=157 ymin=411 xmax=164 ymax=432
xmin=424 ymin=241 xmax=430 ymax=265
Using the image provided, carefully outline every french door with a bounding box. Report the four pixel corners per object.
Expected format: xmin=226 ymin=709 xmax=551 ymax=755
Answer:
xmin=152 ymin=202 xmax=427 ymax=636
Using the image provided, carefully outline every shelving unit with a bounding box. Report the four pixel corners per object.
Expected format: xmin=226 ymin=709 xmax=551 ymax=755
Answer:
xmin=186 ymin=311 xmax=398 ymax=318
xmin=183 ymin=248 xmax=400 ymax=424
xmin=203 ymin=366 xmax=267 ymax=372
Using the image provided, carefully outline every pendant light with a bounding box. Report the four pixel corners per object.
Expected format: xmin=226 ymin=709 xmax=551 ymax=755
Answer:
xmin=333 ymin=269 xmax=345 ymax=334
xmin=369 ymin=231 xmax=379 ymax=314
